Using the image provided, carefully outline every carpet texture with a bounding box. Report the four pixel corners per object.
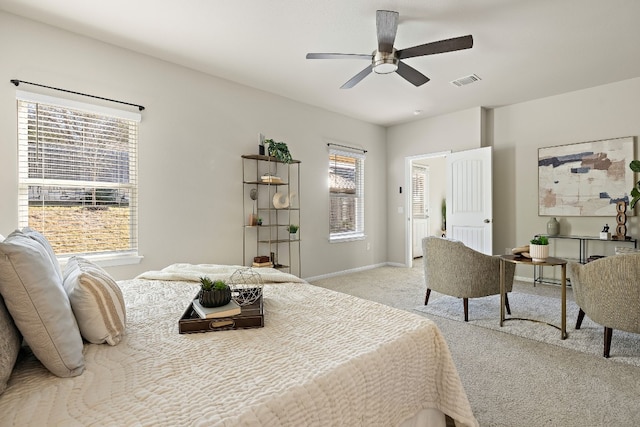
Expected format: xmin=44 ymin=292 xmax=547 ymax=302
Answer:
xmin=309 ymin=263 xmax=640 ymax=427
xmin=414 ymin=292 xmax=640 ymax=367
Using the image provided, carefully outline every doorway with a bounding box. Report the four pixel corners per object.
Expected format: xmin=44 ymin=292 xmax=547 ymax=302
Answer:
xmin=404 ymin=147 xmax=494 ymax=266
xmin=405 ymin=151 xmax=449 ymax=261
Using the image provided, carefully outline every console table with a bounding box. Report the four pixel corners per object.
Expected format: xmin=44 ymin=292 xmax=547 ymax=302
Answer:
xmin=533 ymin=234 xmax=637 ymax=285
xmin=500 ymin=255 xmax=567 ymax=339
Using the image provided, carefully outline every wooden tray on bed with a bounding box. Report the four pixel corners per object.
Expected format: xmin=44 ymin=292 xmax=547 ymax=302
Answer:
xmin=179 ymin=290 xmax=264 ymax=334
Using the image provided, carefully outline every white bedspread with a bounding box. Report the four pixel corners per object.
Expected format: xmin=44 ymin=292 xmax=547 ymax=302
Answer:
xmin=0 ymin=265 xmax=478 ymax=427
xmin=136 ymin=263 xmax=307 ymax=284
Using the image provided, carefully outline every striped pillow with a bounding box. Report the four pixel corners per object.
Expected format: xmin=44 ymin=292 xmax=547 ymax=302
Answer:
xmin=63 ymin=257 xmax=126 ymax=345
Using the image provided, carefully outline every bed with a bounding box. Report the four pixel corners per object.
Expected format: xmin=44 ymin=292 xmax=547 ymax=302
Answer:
xmin=0 ymin=258 xmax=478 ymax=426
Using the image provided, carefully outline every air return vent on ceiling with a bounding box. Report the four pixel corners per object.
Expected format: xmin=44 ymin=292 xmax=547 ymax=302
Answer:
xmin=450 ymin=74 xmax=481 ymax=87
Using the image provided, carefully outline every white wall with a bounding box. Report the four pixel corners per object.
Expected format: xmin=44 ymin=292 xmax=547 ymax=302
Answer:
xmin=0 ymin=12 xmax=387 ymax=280
xmin=385 ymin=107 xmax=484 ymax=265
xmin=490 ymin=77 xmax=640 ymax=278
xmin=4 ymin=12 xmax=639 ymax=282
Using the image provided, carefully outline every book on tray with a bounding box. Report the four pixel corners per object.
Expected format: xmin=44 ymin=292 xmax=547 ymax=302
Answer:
xmin=192 ymin=299 xmax=241 ymax=319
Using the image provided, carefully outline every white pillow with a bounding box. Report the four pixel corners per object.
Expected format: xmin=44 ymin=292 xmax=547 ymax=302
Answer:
xmin=0 ymin=230 xmax=84 ymax=377
xmin=63 ymin=257 xmax=126 ymax=345
xmin=0 ymin=233 xmax=5 ymax=242
xmin=22 ymin=227 xmax=62 ymax=281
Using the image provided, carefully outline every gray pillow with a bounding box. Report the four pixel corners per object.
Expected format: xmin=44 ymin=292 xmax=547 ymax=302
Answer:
xmin=0 ymin=295 xmax=21 ymax=395
xmin=0 ymin=230 xmax=84 ymax=378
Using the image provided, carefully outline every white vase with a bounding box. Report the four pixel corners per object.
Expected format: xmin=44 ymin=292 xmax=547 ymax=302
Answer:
xmin=529 ymin=244 xmax=549 ymax=262
xmin=290 ymin=233 xmax=297 ymax=240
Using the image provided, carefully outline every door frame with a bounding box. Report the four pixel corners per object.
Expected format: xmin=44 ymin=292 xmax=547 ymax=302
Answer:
xmin=404 ymin=150 xmax=450 ymax=267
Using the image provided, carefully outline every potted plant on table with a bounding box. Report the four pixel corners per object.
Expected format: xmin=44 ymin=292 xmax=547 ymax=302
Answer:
xmin=529 ymin=235 xmax=549 ymax=262
xmin=199 ymin=277 xmax=232 ymax=307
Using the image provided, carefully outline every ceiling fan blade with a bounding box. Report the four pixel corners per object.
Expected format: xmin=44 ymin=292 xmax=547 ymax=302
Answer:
xmin=397 ymin=35 xmax=473 ymax=60
xmin=306 ymin=53 xmax=372 ymax=60
xmin=376 ymin=10 xmax=399 ymax=53
xmin=396 ymin=61 xmax=430 ymax=87
xmin=340 ymin=65 xmax=373 ymax=89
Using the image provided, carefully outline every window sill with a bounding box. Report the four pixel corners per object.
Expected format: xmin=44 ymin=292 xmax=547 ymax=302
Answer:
xmin=58 ymin=253 xmax=144 ymax=269
xmin=329 ymin=234 xmax=366 ymax=243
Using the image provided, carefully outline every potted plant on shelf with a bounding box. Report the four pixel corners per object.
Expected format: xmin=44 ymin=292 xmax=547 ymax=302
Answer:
xmin=264 ymin=138 xmax=293 ymax=163
xmin=287 ymin=224 xmax=299 ymax=239
xmin=198 ymin=277 xmax=232 ymax=307
xmin=529 ymin=235 xmax=549 ymax=262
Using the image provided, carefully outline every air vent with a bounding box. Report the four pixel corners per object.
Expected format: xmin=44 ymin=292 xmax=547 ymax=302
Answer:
xmin=450 ymin=74 xmax=481 ymax=87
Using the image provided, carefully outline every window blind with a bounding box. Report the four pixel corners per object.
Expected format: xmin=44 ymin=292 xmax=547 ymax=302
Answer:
xmin=412 ymin=166 xmax=427 ymax=219
xmin=17 ymin=91 xmax=140 ymax=257
xmin=329 ymin=147 xmax=365 ymax=242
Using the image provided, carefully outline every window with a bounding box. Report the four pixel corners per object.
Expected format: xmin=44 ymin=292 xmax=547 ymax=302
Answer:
xmin=329 ymin=147 xmax=365 ymax=242
xmin=17 ymin=91 xmax=140 ymax=259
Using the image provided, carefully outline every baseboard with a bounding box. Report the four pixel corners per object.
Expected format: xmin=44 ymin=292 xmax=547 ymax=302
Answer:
xmin=514 ymin=274 xmax=535 ymax=283
xmin=304 ymin=262 xmax=389 ymax=282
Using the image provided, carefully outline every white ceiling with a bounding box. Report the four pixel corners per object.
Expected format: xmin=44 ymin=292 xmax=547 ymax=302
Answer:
xmin=2 ymin=0 xmax=640 ymax=126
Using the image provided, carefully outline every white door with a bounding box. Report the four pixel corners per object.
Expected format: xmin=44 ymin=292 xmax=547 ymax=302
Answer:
xmin=412 ymin=166 xmax=429 ymax=257
xmin=446 ymin=147 xmax=493 ymax=254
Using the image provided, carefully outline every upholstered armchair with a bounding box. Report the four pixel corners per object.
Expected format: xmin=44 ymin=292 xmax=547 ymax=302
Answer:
xmin=422 ymin=236 xmax=515 ymax=321
xmin=567 ymin=254 xmax=640 ymax=358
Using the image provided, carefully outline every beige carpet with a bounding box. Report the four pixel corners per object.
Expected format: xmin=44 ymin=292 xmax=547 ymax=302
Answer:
xmin=415 ymin=292 xmax=640 ymax=367
xmin=309 ymin=262 xmax=640 ymax=427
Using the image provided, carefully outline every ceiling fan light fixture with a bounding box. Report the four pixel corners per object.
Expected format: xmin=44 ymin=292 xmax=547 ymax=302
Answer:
xmin=373 ymin=50 xmax=398 ymax=74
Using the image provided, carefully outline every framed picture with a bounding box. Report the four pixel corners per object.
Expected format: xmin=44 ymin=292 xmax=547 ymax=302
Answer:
xmin=538 ymin=136 xmax=635 ymax=216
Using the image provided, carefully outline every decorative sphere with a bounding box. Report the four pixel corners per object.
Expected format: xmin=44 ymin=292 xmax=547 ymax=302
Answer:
xmin=228 ymin=268 xmax=264 ymax=306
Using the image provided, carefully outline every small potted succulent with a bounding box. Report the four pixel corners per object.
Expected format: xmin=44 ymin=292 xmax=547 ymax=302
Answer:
xmin=198 ymin=276 xmax=232 ymax=307
xmin=287 ymin=224 xmax=299 ymax=239
xmin=529 ymin=235 xmax=549 ymax=262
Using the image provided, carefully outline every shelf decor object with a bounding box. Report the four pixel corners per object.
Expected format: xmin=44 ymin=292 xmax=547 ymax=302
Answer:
xmin=546 ymin=217 xmax=560 ymax=236
xmin=264 ymin=139 xmax=292 ymax=163
xmin=615 ymin=200 xmax=628 ymax=240
xmin=538 ymin=136 xmax=634 ymax=216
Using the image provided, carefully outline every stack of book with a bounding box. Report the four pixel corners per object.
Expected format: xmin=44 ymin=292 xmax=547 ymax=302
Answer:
xmin=252 ymin=255 xmax=273 ymax=268
xmin=252 ymin=261 xmax=273 ymax=268
xmin=192 ymin=298 xmax=241 ymax=319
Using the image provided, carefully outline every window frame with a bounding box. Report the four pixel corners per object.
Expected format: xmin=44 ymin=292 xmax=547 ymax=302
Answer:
xmin=328 ymin=146 xmax=365 ymax=242
xmin=16 ymin=90 xmax=142 ymax=266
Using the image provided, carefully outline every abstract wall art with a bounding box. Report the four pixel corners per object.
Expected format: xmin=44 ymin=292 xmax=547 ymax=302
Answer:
xmin=538 ymin=136 xmax=635 ymax=216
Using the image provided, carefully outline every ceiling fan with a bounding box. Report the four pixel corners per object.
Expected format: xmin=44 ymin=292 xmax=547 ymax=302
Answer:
xmin=306 ymin=10 xmax=473 ymax=89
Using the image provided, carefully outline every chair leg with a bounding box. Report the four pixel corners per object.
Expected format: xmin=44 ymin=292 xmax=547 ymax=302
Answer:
xmin=463 ymin=298 xmax=469 ymax=322
xmin=604 ymin=327 xmax=613 ymax=358
xmin=576 ymin=308 xmax=586 ymax=329
xmin=504 ymin=293 xmax=511 ymax=315
xmin=424 ymin=288 xmax=432 ymax=306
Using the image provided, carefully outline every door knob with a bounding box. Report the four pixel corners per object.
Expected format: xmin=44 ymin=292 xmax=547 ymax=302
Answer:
xmin=484 ymin=219 xmax=491 ymax=223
